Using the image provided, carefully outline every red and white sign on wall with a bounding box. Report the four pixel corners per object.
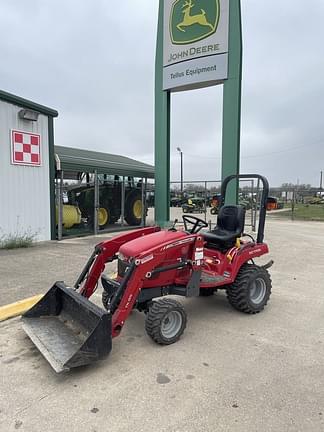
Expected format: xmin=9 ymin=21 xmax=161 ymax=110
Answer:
xmin=11 ymin=130 xmax=41 ymax=166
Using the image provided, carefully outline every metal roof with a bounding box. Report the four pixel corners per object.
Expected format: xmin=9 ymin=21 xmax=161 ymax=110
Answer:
xmin=55 ymin=145 xmax=154 ymax=178
xmin=0 ymin=89 xmax=58 ymax=117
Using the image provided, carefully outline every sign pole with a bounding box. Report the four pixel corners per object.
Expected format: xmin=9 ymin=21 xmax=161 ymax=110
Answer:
xmin=155 ymin=0 xmax=241 ymax=223
xmin=221 ymin=0 xmax=242 ymax=203
xmin=155 ymin=0 xmax=171 ymax=226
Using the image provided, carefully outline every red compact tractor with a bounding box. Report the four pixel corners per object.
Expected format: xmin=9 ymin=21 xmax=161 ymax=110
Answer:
xmin=22 ymin=174 xmax=273 ymax=373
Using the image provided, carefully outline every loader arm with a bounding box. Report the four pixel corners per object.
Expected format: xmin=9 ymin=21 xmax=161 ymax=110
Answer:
xmin=77 ymin=226 xmax=161 ymax=298
xmin=110 ymin=233 xmax=205 ymax=337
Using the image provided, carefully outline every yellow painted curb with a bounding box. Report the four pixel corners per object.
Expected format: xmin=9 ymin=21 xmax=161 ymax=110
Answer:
xmin=0 ymin=294 xmax=44 ymax=322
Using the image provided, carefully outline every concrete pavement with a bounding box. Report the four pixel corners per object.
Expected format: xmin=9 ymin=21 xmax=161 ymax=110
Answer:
xmin=0 ymin=217 xmax=324 ymax=431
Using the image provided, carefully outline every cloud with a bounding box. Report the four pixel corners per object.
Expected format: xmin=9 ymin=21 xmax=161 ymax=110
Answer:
xmin=1 ymin=0 xmax=323 ymax=186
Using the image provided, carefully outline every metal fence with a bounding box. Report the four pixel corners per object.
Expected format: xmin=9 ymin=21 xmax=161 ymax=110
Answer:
xmin=55 ymin=174 xmax=275 ymax=239
xmin=169 ymin=179 xmax=265 ymax=231
xmin=55 ymin=171 xmax=149 ymax=240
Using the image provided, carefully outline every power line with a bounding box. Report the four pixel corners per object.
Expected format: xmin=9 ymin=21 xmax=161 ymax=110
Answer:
xmin=184 ymin=152 xmax=221 ymax=160
xmin=175 ymin=139 xmax=323 ymax=160
xmin=241 ymin=140 xmax=323 ymax=159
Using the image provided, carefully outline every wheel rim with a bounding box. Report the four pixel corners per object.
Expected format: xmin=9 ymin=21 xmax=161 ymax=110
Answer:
xmin=98 ymin=207 xmax=109 ymax=226
xmin=161 ymin=311 xmax=182 ymax=339
xmin=249 ymin=277 xmax=267 ymax=305
xmin=133 ymin=200 xmax=142 ymax=219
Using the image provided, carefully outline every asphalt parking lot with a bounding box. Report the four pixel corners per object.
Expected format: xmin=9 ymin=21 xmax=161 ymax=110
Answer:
xmin=0 ymin=212 xmax=323 ymax=432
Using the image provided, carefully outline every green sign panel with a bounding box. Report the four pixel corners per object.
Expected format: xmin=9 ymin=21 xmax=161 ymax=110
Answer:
xmin=170 ymin=0 xmax=220 ymax=45
xmin=163 ymin=0 xmax=229 ymax=91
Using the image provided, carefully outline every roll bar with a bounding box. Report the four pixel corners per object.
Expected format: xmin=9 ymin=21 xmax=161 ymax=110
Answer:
xmin=220 ymin=174 xmax=269 ymax=244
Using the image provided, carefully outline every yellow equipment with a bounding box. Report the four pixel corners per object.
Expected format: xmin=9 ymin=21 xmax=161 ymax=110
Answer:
xmin=56 ymin=205 xmax=82 ymax=229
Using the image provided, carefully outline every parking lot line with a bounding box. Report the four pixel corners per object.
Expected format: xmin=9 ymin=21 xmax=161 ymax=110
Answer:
xmin=0 ymin=294 xmax=43 ymax=322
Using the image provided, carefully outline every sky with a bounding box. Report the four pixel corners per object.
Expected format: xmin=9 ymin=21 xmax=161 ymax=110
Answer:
xmin=1 ymin=0 xmax=324 ymax=187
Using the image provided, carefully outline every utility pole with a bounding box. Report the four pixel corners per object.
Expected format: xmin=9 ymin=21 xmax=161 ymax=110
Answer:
xmin=320 ymin=171 xmax=323 ymax=190
xmin=177 ymin=147 xmax=183 ymax=195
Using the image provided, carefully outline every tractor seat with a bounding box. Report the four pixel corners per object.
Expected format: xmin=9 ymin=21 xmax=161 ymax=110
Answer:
xmin=203 ymin=205 xmax=246 ymax=248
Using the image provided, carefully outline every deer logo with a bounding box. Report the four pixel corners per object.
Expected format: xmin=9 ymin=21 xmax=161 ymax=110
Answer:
xmin=177 ymin=0 xmax=214 ymax=33
xmin=170 ymin=0 xmax=220 ymax=45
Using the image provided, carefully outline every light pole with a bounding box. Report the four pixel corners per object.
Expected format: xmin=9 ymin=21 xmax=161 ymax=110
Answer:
xmin=176 ymin=147 xmax=183 ymax=195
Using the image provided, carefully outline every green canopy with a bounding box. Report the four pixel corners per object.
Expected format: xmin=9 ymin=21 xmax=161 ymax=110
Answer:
xmin=55 ymin=146 xmax=154 ymax=179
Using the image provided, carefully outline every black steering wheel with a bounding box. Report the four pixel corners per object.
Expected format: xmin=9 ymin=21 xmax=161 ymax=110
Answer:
xmin=182 ymin=215 xmax=208 ymax=234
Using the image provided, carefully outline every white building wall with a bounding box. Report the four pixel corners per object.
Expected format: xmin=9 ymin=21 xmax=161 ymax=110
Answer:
xmin=0 ymin=100 xmax=51 ymax=241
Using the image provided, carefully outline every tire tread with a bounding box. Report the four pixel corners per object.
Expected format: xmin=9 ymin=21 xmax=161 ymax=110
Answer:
xmin=145 ymin=298 xmax=187 ymax=345
xmin=226 ymin=264 xmax=272 ymax=314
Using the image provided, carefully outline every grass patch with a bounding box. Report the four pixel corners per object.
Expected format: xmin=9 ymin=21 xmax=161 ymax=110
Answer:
xmin=0 ymin=231 xmax=37 ymax=249
xmin=271 ymin=204 xmax=324 ymax=221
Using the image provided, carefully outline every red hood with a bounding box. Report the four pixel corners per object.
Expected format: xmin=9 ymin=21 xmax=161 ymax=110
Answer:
xmin=119 ymin=230 xmax=187 ymax=258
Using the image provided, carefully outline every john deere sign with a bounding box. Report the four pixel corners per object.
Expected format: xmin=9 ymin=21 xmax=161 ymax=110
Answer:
xmin=170 ymin=0 xmax=220 ymax=44
xmin=163 ymin=0 xmax=229 ymax=91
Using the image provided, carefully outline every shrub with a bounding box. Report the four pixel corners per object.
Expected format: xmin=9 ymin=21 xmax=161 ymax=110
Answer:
xmin=0 ymin=229 xmax=37 ymax=250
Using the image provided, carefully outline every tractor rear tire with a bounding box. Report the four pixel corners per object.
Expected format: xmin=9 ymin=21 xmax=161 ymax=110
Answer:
xmin=226 ymin=264 xmax=272 ymax=314
xmin=145 ymin=298 xmax=187 ymax=345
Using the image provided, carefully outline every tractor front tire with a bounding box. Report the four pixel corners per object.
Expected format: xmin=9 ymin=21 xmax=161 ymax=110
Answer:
xmin=145 ymin=298 xmax=187 ymax=345
xmin=125 ymin=191 xmax=143 ymax=226
xmin=226 ymin=264 xmax=272 ymax=314
xmin=100 ymin=200 xmax=120 ymax=228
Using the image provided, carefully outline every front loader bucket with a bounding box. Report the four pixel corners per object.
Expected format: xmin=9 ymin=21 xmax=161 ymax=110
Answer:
xmin=22 ymin=282 xmax=112 ymax=373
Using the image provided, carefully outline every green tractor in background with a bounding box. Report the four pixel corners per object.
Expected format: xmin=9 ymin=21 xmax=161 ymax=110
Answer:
xmin=182 ymin=197 xmax=205 ymax=214
xmin=63 ymin=175 xmax=144 ymax=229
